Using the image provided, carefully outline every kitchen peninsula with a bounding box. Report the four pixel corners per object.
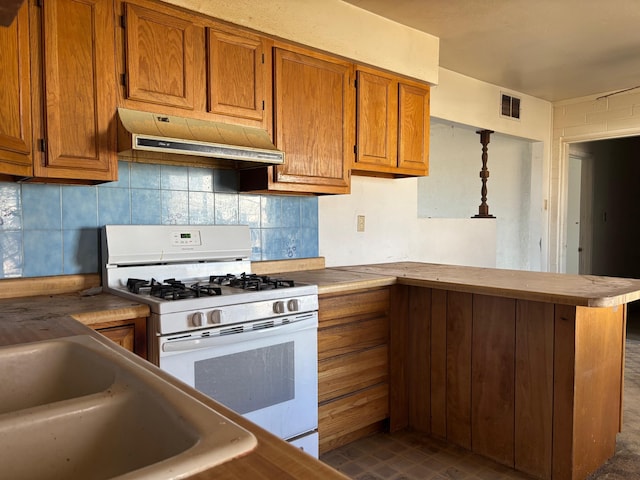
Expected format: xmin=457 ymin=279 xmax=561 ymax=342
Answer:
xmin=280 ymin=262 xmax=640 ymax=480
xmin=2 ymin=262 xmax=640 ymax=479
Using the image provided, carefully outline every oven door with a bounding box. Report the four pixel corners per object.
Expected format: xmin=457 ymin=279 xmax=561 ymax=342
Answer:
xmin=158 ymin=312 xmax=318 ymax=441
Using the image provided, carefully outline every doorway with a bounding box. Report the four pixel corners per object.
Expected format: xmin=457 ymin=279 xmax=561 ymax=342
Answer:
xmin=565 ymin=136 xmax=640 ymax=278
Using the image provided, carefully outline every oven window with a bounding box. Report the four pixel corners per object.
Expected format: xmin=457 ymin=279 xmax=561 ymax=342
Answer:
xmin=194 ymin=341 xmax=295 ymax=414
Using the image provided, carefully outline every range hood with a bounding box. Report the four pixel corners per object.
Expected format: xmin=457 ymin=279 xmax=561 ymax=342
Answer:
xmin=117 ymin=108 xmax=284 ymax=168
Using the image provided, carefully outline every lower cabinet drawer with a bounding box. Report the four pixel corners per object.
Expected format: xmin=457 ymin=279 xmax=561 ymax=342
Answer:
xmin=318 ymin=345 xmax=388 ymax=402
xmin=319 ymin=383 xmax=389 ymax=448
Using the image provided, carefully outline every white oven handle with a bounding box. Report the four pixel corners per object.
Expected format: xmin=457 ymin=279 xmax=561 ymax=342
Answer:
xmin=162 ymin=318 xmax=317 ymax=353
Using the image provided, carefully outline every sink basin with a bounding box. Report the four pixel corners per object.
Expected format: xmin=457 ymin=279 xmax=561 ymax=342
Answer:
xmin=0 ymin=336 xmax=257 ymax=479
xmin=0 ymin=339 xmax=116 ymax=414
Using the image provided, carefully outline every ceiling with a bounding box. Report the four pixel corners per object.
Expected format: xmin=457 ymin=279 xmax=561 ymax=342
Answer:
xmin=343 ymin=0 xmax=640 ymax=102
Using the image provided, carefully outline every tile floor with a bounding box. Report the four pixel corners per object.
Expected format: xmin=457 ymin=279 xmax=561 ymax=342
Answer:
xmin=321 ymin=312 xmax=640 ymax=480
xmin=320 ymin=429 xmax=534 ymax=480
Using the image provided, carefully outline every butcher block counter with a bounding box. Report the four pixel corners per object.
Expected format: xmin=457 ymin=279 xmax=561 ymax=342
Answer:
xmin=335 ymin=261 xmax=640 ymax=306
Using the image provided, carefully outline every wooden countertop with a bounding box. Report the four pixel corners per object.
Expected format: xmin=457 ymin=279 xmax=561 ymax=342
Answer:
xmin=0 ymin=289 xmax=150 ymax=327
xmin=335 ymin=262 xmax=640 ymax=307
xmin=281 ymin=268 xmax=397 ymax=294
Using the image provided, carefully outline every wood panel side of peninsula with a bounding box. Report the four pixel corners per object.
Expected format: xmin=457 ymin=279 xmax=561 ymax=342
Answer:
xmin=390 ymin=285 xmax=625 ymax=480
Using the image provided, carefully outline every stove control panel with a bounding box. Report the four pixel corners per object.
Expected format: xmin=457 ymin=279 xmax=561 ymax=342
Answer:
xmin=171 ymin=230 xmax=202 ymax=246
xmin=151 ymin=292 xmax=319 ymax=335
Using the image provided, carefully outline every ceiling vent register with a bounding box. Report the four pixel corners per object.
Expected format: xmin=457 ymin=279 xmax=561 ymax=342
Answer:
xmin=501 ymin=93 xmax=521 ymax=120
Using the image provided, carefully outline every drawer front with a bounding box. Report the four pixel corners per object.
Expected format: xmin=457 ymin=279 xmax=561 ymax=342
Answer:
xmin=319 ymin=384 xmax=389 ymax=445
xmin=318 ymin=316 xmax=388 ymax=360
xmin=319 ymin=288 xmax=389 ymax=328
xmin=319 ymin=345 xmax=388 ymax=402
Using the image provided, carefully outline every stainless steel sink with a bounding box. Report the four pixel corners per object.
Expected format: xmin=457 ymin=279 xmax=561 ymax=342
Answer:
xmin=0 ymin=335 xmax=257 ymax=479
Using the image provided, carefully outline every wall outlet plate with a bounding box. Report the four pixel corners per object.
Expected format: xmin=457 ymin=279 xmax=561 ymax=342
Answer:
xmin=357 ymin=215 xmax=365 ymax=232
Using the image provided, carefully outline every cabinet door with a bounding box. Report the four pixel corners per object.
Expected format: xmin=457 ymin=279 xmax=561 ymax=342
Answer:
xmin=207 ymin=25 xmax=270 ymax=129
xmin=123 ymin=3 xmax=196 ymax=110
xmin=355 ymin=70 xmax=397 ymax=169
xmin=272 ymin=47 xmax=353 ymax=194
xmin=0 ymin=2 xmax=32 ymax=177
xmin=97 ymin=324 xmax=135 ymax=352
xmin=92 ymin=317 xmax=147 ymax=359
xmin=397 ymin=82 xmax=429 ymax=174
xmin=33 ymin=0 xmax=117 ymax=182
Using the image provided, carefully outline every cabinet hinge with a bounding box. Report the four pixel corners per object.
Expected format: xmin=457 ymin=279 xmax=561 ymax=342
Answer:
xmin=262 ymin=100 xmax=265 ymax=110
xmin=34 ymin=0 xmax=43 ymax=8
xmin=39 ymin=138 xmax=46 ymax=152
xmin=120 ymin=15 xmax=126 ymax=28
xmin=354 ymin=78 xmax=358 ymax=88
xmin=120 ymin=73 xmax=127 ymax=86
xmin=354 ymin=145 xmax=358 ymax=154
xmin=261 ymin=53 xmax=265 ymax=64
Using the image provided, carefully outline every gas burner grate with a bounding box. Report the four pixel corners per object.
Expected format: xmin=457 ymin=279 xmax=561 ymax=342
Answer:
xmin=127 ymin=278 xmax=151 ymax=294
xmin=126 ymin=277 xmax=223 ymax=300
xmin=222 ymin=273 xmax=295 ymax=291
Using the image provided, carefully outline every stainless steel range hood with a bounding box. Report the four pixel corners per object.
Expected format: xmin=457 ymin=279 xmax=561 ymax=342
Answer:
xmin=117 ymin=108 xmax=284 ymax=168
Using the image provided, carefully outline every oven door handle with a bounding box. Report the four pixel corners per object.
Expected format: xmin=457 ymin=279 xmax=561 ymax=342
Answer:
xmin=161 ymin=322 xmax=312 ymax=353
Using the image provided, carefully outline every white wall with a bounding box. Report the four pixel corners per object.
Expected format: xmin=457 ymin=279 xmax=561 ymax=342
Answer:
xmin=318 ymin=175 xmax=496 ymax=268
xmin=166 ymin=0 xmax=439 ymax=84
xmin=419 ymin=120 xmax=541 ymax=270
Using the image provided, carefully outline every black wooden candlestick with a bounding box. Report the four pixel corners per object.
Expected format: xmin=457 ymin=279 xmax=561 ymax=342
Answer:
xmin=473 ymin=129 xmax=496 ymax=218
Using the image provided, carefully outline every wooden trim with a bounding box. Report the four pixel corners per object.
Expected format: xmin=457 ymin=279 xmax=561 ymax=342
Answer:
xmin=471 ymin=295 xmax=516 ymax=466
xmin=446 ymin=290 xmax=472 ymax=449
xmin=251 ymin=258 xmax=325 ymax=275
xmin=71 ymin=306 xmax=150 ymax=325
xmin=620 ymin=303 xmax=627 ymax=432
xmin=0 ymin=274 xmax=100 ymax=299
xmin=430 ymin=289 xmax=447 ymax=438
xmin=408 ymin=286 xmax=430 ymax=431
xmin=514 ymin=300 xmax=554 ymax=479
xmin=389 ymin=284 xmax=409 ymax=432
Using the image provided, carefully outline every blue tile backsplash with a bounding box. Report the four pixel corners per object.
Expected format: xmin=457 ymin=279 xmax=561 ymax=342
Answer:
xmin=0 ymin=161 xmax=319 ymax=278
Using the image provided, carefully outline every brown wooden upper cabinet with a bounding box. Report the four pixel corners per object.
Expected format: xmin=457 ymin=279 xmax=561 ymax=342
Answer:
xmin=240 ymin=44 xmax=354 ymax=195
xmin=207 ymin=25 xmax=272 ymax=130
xmin=0 ymin=1 xmax=32 ymax=177
xmin=121 ymin=2 xmax=197 ymax=111
xmin=354 ymin=66 xmax=430 ymax=178
xmin=118 ymin=0 xmax=271 ymax=130
xmin=32 ymin=0 xmax=118 ymax=182
xmin=0 ymin=0 xmax=117 ymax=183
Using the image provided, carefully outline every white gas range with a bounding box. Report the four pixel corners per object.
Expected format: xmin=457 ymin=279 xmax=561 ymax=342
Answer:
xmin=102 ymin=224 xmax=319 ymax=457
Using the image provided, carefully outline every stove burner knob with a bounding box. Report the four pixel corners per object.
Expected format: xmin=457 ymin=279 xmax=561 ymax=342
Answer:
xmin=273 ymin=301 xmax=286 ymax=314
xmin=287 ymin=299 xmax=300 ymax=312
xmin=209 ymin=309 xmax=223 ymax=324
xmin=190 ymin=311 xmax=204 ymax=327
